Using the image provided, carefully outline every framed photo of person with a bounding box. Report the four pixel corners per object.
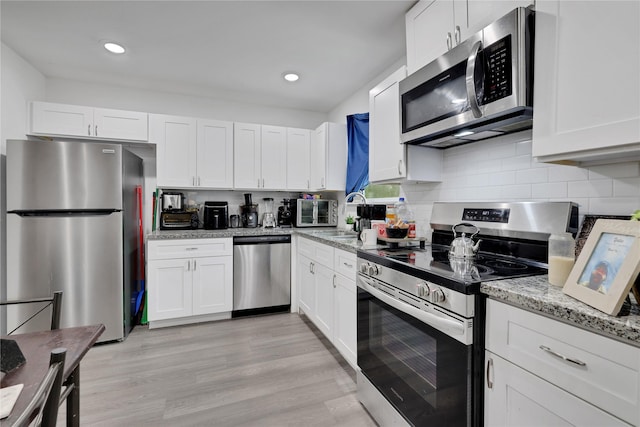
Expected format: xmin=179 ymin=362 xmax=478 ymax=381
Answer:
xmin=563 ymin=219 xmax=640 ymax=315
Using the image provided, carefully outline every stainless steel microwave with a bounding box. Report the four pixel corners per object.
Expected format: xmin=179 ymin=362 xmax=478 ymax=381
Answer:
xmin=400 ymin=6 xmax=534 ymax=148
xmin=292 ymin=199 xmax=338 ymax=227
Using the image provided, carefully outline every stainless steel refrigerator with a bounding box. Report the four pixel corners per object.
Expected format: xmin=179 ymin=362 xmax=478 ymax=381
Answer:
xmin=6 ymin=139 xmax=142 ymax=342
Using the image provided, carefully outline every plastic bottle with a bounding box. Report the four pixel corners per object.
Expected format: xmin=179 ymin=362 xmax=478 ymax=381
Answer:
xmin=385 ymin=204 xmax=397 ymax=225
xmin=548 ymin=232 xmax=575 ymax=286
xmin=395 ymin=198 xmax=416 ymax=238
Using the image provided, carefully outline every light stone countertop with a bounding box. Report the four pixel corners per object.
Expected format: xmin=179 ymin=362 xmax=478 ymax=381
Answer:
xmin=482 ymin=275 xmax=640 ymax=348
xmin=146 ymin=228 xmax=639 ymax=347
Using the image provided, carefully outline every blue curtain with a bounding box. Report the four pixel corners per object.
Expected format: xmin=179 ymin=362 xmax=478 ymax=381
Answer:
xmin=345 ymin=113 xmax=369 ymax=195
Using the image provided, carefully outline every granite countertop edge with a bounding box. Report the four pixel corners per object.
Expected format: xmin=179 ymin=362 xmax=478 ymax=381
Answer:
xmin=147 ymin=229 xmax=638 ymax=347
xmin=481 ymin=275 xmax=640 ymax=348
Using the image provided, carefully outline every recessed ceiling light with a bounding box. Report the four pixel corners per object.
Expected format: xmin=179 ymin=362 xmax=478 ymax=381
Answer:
xmin=283 ymin=73 xmax=299 ymax=82
xmin=104 ymin=42 xmax=126 ymax=54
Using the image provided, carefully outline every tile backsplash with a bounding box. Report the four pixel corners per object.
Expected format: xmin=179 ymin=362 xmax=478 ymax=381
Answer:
xmin=401 ymin=134 xmax=640 ymax=238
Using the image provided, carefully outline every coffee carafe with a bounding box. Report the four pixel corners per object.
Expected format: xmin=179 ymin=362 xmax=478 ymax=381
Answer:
xmin=277 ymin=199 xmax=293 ymax=228
xmin=240 ymin=193 xmax=259 ymax=228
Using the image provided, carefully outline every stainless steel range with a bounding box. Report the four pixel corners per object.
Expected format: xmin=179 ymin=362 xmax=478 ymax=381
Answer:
xmin=356 ymin=201 xmax=579 ymax=427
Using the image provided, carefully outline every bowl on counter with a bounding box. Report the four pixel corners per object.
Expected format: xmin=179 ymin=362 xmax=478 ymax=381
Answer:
xmin=385 ymin=227 xmax=408 ymax=239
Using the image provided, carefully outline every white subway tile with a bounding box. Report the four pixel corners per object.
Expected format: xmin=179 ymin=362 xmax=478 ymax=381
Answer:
xmin=568 ymin=181 xmax=590 ymax=198
xmin=488 ymin=171 xmax=516 ymax=185
xmin=588 ymin=179 xmax=613 ymax=197
xmin=588 ymin=162 xmax=640 ymax=180
xmin=531 ymin=182 xmax=567 ymax=199
xmin=588 ymin=197 xmax=640 ymax=216
xmin=515 ymin=140 xmax=532 ymax=156
xmin=548 ymin=165 xmax=589 ymax=182
xmin=516 ymin=168 xmax=548 ymax=184
xmin=500 ymin=184 xmax=531 ymax=199
xmin=613 ymin=177 xmax=640 ymax=197
xmin=501 ymin=154 xmax=531 ymax=171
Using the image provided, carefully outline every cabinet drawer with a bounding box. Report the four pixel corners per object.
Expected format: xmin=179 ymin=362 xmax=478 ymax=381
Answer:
xmin=486 ymin=299 xmax=640 ymax=425
xmin=147 ymin=238 xmax=232 ymax=260
xmin=297 ymin=236 xmax=334 ymax=268
xmin=334 ymin=249 xmax=356 ymax=280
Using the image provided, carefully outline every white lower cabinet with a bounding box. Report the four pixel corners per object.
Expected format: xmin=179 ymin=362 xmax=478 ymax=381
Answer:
xmin=147 ymin=238 xmax=233 ymax=328
xmin=296 ymin=237 xmax=357 ymax=368
xmin=485 ymin=299 xmax=639 ymax=426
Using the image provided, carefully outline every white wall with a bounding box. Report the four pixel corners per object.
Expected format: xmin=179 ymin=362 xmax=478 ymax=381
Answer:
xmin=45 ymin=78 xmax=327 ymax=130
xmin=0 ymin=42 xmax=47 ymax=331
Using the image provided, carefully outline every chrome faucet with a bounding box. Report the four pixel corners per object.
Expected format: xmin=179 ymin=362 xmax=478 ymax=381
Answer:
xmin=344 ymin=191 xmax=367 ymax=204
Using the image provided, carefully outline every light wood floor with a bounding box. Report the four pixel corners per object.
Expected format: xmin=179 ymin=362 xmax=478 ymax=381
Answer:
xmin=57 ymin=313 xmax=377 ymax=426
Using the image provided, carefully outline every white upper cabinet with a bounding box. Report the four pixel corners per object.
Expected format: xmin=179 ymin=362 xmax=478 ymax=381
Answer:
xmin=310 ymin=122 xmax=347 ymax=191
xmin=532 ymin=0 xmax=640 ymax=164
xmin=29 ymin=101 xmax=148 ymax=142
xmin=233 ymin=122 xmax=262 ymax=189
xmin=286 ymin=127 xmax=311 ymax=190
xmin=196 ymin=119 xmax=234 ymax=188
xmin=152 ymin=114 xmax=233 ymax=189
xmin=233 ymin=123 xmax=288 ymax=190
xmin=260 ymin=125 xmax=287 ymax=190
xmin=369 ymin=66 xmax=442 ymax=184
xmin=406 ymin=0 xmax=532 ymax=75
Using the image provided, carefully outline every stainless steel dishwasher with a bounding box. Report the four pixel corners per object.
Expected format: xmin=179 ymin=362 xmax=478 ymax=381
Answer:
xmin=232 ymin=235 xmax=291 ymax=317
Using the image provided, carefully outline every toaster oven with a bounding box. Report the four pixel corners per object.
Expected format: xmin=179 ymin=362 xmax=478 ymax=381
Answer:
xmin=160 ymin=211 xmax=199 ymax=230
xmin=292 ymin=199 xmax=338 ymax=227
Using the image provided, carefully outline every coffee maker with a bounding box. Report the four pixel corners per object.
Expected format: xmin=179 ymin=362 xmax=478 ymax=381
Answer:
xmin=262 ymin=198 xmax=277 ymax=228
xmin=240 ymin=193 xmax=259 ymax=228
xmin=203 ymin=201 xmax=228 ymax=230
xmin=356 ymin=204 xmax=387 ymax=231
xmin=277 ymin=199 xmax=293 ymax=228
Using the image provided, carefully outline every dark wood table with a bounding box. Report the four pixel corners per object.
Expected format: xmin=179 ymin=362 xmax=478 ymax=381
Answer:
xmin=1 ymin=324 xmax=105 ymax=426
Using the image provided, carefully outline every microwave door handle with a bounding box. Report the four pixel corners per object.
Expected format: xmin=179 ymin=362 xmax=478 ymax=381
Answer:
xmin=465 ymin=40 xmax=483 ymax=118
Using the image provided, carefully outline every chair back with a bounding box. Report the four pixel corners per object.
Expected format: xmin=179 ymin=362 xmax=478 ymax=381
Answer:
xmin=0 ymin=291 xmax=63 ymax=334
xmin=11 ymin=348 xmax=66 ymax=427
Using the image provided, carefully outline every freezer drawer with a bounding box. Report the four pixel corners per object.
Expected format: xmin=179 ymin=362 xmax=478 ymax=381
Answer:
xmin=7 ymin=212 xmax=125 ymax=341
xmin=233 ymin=236 xmax=291 ymax=313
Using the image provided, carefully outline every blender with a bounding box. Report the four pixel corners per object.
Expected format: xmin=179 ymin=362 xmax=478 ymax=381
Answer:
xmin=262 ymin=197 xmax=277 ymax=228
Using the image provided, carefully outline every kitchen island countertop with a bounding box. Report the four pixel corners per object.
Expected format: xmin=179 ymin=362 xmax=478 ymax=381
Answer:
xmin=482 ymin=275 xmax=640 ymax=348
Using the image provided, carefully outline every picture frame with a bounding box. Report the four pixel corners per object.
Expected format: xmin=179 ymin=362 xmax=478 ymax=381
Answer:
xmin=563 ymin=219 xmax=640 ymax=316
xmin=575 ymin=214 xmax=630 ymax=258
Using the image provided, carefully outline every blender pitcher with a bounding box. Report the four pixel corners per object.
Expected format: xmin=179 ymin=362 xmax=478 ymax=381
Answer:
xmin=262 ymin=198 xmax=277 ymax=228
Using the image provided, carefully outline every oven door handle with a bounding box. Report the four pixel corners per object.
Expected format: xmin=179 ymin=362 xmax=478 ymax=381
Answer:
xmin=359 ymin=278 xmax=467 ymax=339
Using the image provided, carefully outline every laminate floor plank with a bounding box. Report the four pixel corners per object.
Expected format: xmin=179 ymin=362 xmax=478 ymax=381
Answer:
xmin=56 ymin=313 xmax=377 ymax=426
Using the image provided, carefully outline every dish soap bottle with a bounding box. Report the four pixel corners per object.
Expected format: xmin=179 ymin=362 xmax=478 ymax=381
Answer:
xmin=548 ymin=232 xmax=575 ymax=287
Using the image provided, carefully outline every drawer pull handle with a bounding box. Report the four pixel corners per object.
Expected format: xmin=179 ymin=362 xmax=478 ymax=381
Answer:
xmin=343 ymin=262 xmax=353 ymax=268
xmin=186 ymin=248 xmax=198 ymax=251
xmin=539 ymin=345 xmax=586 ymax=367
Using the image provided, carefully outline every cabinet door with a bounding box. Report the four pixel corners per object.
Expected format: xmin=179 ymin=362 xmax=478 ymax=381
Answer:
xmin=333 ymin=273 xmax=357 ymax=368
xmin=286 ymin=127 xmax=311 ymax=190
xmin=192 ymin=256 xmax=233 ymax=315
xmin=406 ymin=0 xmax=455 ymax=75
xmin=314 ymin=264 xmax=335 ymax=340
xmin=463 ymin=1 xmax=532 ymax=42
xmin=485 ymin=352 xmax=631 ymax=427
xmin=260 ymin=125 xmax=287 ymax=190
xmin=532 ymin=0 xmax=640 ymax=162
xmin=233 ymin=122 xmax=262 ymax=189
xmin=298 ymin=255 xmax=316 ymax=318
xmin=93 ymin=108 xmax=148 ymax=141
xmin=151 ymin=114 xmax=197 ymax=188
xmin=310 ymin=124 xmax=327 ymax=189
xmin=147 ymin=259 xmax=192 ymax=321
xmin=369 ymin=67 xmax=407 ymax=182
xmin=30 ymin=101 xmax=94 ymax=138
xmin=197 ymin=119 xmax=234 ymax=188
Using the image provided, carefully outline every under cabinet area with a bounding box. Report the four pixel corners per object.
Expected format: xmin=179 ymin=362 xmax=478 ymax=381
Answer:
xmin=484 ymin=299 xmax=640 ymax=426
xmin=296 ymin=237 xmax=357 ymax=368
xmin=151 ymin=114 xmax=234 ymax=189
xmin=29 ymin=101 xmax=148 ymax=142
xmin=146 ymin=238 xmax=233 ymax=328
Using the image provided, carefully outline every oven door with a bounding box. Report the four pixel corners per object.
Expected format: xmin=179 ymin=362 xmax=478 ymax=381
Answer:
xmin=357 ymin=278 xmax=473 ymax=426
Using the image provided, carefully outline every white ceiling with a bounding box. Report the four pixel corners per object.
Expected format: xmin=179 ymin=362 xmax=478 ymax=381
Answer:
xmin=1 ymin=0 xmax=416 ymax=113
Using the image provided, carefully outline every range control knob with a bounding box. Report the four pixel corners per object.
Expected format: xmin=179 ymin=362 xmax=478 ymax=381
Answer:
xmin=430 ymin=288 xmax=446 ymax=303
xmin=368 ymin=264 xmax=380 ymax=276
xmin=359 ymin=263 xmax=369 ymax=274
xmin=415 ymin=281 xmax=431 ymax=298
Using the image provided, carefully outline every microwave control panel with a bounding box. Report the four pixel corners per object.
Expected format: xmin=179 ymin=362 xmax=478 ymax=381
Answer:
xmin=482 ymin=35 xmax=513 ymax=104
